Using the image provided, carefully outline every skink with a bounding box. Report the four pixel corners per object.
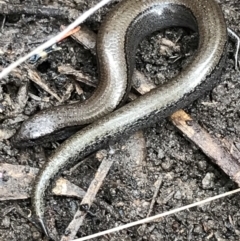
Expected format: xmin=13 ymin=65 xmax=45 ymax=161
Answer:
xmin=32 ymin=0 xmax=228 ymax=237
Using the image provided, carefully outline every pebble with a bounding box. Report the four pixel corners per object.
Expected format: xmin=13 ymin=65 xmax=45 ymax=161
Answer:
xmin=174 ymin=190 xmax=182 ymax=200
xmin=157 ymin=148 xmax=165 ymax=159
xmin=202 ymin=173 xmax=215 ymax=189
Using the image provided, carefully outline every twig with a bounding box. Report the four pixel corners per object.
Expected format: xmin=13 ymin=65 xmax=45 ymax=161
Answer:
xmin=0 ymin=0 xmax=114 ymax=79
xmin=227 ymin=28 xmax=240 ymax=71
xmin=60 ymin=156 xmax=114 ymax=241
xmin=13 ymin=204 xmax=43 ymax=233
xmin=72 ymin=188 xmax=240 ymax=241
xmin=27 ymin=68 xmax=62 ymax=102
xmin=14 ymin=82 xmax=29 ymax=113
xmin=1 ymin=14 xmax=6 ymax=32
xmin=58 ymin=65 xmax=97 ymax=87
xmin=170 ymin=110 xmax=240 ymax=186
xmin=53 ymin=177 xmax=121 ymax=222
xmin=0 ymin=2 xmax=78 ymax=19
xmin=60 ymin=25 xmax=97 ymax=54
xmin=138 ymin=175 xmax=163 ymax=236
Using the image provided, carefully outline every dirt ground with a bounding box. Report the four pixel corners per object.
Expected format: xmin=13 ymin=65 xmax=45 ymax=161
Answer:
xmin=0 ymin=0 xmax=240 ymax=240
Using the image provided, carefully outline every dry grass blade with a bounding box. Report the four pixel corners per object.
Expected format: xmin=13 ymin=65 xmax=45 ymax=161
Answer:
xmin=138 ymin=175 xmax=163 ymax=236
xmin=0 ymin=0 xmax=114 ymax=79
xmin=72 ymin=188 xmax=240 ymax=241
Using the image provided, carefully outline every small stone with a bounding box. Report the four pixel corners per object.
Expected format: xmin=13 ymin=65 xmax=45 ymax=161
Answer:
xmin=32 ymin=231 xmax=41 ymax=240
xmin=149 ymin=232 xmax=165 ymax=240
xmin=2 ymin=216 xmax=10 ymax=228
xmin=157 ymin=148 xmax=165 ymax=159
xmin=109 ymin=188 xmax=117 ymax=197
xmin=154 ymin=73 xmax=165 ymax=85
xmin=197 ymin=161 xmax=207 ymax=171
xmin=147 ymin=225 xmax=156 ymax=233
xmin=194 ymin=224 xmax=203 ymax=234
xmin=207 ymin=220 xmax=215 ymax=229
xmin=161 ymin=159 xmax=172 ymax=171
xmin=172 ymin=221 xmax=180 ymax=231
xmin=174 ymin=190 xmax=182 ymax=200
xmin=202 ymin=173 xmax=215 ymax=189
xmin=95 ymin=150 xmax=107 ymax=160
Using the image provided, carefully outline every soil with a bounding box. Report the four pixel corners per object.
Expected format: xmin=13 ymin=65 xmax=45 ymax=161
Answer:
xmin=0 ymin=0 xmax=240 ymax=240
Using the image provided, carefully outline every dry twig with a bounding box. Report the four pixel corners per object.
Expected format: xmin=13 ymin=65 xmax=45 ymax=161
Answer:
xmin=170 ymin=110 xmax=240 ymax=185
xmin=60 ymin=156 xmax=114 ymax=241
xmin=60 ymin=25 xmax=96 ymax=54
xmin=0 ymin=0 xmax=114 ymax=79
xmin=27 ymin=68 xmax=62 ymax=102
xmin=137 ymin=175 xmax=163 ymax=236
xmin=58 ymin=65 xmax=97 ymax=88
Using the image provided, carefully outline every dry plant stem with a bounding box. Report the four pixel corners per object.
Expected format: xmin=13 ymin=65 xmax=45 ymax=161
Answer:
xmin=58 ymin=27 xmax=81 ymax=42
xmin=60 ymin=25 xmax=97 ymax=54
xmin=60 ymin=157 xmax=114 ymax=241
xmin=0 ymin=0 xmax=114 ymax=79
xmin=15 ymin=82 xmax=29 ymax=113
xmin=138 ymin=175 xmax=163 ymax=235
xmin=72 ymin=188 xmax=240 ymax=241
xmin=53 ymin=177 xmax=121 ymax=221
xmin=170 ymin=110 xmax=240 ymax=186
xmin=0 ymin=162 xmax=122 ymax=227
xmin=0 ymin=2 xmax=79 ymax=19
xmin=221 ymin=139 xmax=240 ymax=160
xmin=145 ymin=176 xmax=163 ymax=216
xmin=58 ymin=65 xmax=97 ymax=87
xmin=27 ymin=68 xmax=62 ymax=102
xmin=1 ymin=14 xmax=6 ymax=32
